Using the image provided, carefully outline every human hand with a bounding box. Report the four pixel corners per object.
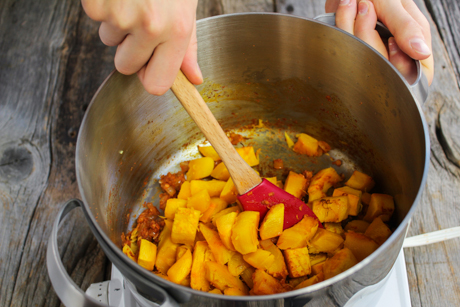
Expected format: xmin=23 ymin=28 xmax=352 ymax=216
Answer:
xmin=325 ymin=0 xmax=434 ymax=85
xmin=82 ymin=0 xmax=203 ymax=95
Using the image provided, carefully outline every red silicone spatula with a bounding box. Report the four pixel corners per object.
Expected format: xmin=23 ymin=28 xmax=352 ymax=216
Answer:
xmin=171 ymin=71 xmax=321 ymax=229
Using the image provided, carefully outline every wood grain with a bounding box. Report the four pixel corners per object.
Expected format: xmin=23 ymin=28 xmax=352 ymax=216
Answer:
xmin=1 ymin=0 xmax=460 ymax=306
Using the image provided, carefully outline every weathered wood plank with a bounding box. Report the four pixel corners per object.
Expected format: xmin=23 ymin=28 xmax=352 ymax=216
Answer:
xmin=276 ymin=0 xmax=326 ymax=18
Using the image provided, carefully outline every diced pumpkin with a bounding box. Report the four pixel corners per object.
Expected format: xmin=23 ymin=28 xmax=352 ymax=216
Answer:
xmin=200 ymin=197 xmax=228 ymax=223
xmin=215 ymin=211 xmax=238 ymax=251
xmin=212 ymin=206 xmax=239 ymax=226
xmin=312 ymin=196 xmax=349 ymax=223
xmin=155 ymin=227 xmax=179 ymax=274
xmin=287 ymin=276 xmax=309 ymax=289
xmin=259 ymin=239 xmax=288 ymax=280
xmin=154 ymin=272 xmax=170 ymax=281
xmin=364 ymin=217 xmax=392 ymax=245
xmin=236 ymin=147 xmax=259 ymax=166
xmin=309 ymin=228 xmax=344 ymax=253
xmin=311 ymin=261 xmax=325 ymax=276
xmin=310 ymin=253 xmax=327 ymax=266
xmin=199 ymin=223 xmax=234 ymax=265
xmin=220 ymin=178 xmax=238 ymax=204
xmin=198 ymin=145 xmax=221 ymax=161
xmin=293 ymin=133 xmax=322 ymax=156
xmin=187 ymin=189 xmax=211 ymax=213
xmin=205 ymin=261 xmax=248 ymax=294
xmin=277 ymin=215 xmax=318 ymax=250
xmin=210 ymin=163 xmax=231 ymax=181
xmin=171 ymin=207 xmax=201 ymax=245
xmin=285 ymin=132 xmax=295 ymax=148
xmin=241 ymin=267 xmax=256 ymax=289
xmin=294 ymin=275 xmax=320 ymax=290
xmin=264 ymin=177 xmax=278 ymax=186
xmin=164 ymin=198 xmax=187 ymax=220
xmin=284 ymin=171 xmax=307 ymax=199
xmin=176 ymin=244 xmax=191 ymax=259
xmin=190 ymin=179 xmax=227 ymax=197
xmin=344 ymin=220 xmax=370 ymax=233
xmin=332 ymin=186 xmax=363 ymax=216
xmin=363 ymin=193 xmax=395 ymax=222
xmin=323 ymin=248 xmax=358 ymax=279
xmin=167 ymin=249 xmax=192 ymax=284
xmin=345 ymin=171 xmax=375 ymax=192
xmin=137 ymin=239 xmax=157 ymax=271
xmin=228 ymin=253 xmax=252 ymax=277
xmin=190 ymin=241 xmax=211 ymax=291
xmin=361 ymin=192 xmax=372 ymax=205
xmin=208 ymin=288 xmax=223 ymax=295
xmin=283 ymin=247 xmax=311 ymax=278
xmin=344 ymin=232 xmax=379 ymax=262
xmin=177 ymin=181 xmax=191 ymax=199
xmin=251 ymin=269 xmax=286 ymax=295
xmin=259 ymin=203 xmax=284 ymax=240
xmin=224 ymin=287 xmax=248 ymax=296
xmin=231 ymin=211 xmax=260 ymax=255
xmin=186 ymin=157 xmax=214 ymax=180
xmin=308 ymin=167 xmax=342 ymax=201
xmin=243 ymin=249 xmax=275 ymax=270
xmin=123 ymin=244 xmax=136 ymax=261
xmin=324 ymin=223 xmax=344 ymax=236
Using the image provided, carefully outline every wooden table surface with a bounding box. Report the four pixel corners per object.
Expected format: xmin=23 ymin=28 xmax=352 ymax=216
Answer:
xmin=1 ymin=0 xmax=459 ymax=306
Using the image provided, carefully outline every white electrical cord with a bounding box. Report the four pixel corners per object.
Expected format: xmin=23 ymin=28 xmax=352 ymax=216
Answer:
xmin=403 ymin=226 xmax=460 ymax=248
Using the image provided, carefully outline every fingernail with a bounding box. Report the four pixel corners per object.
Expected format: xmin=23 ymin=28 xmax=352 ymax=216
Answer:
xmin=388 ymin=37 xmax=399 ymax=56
xmin=358 ymin=1 xmax=369 ymax=15
xmin=409 ymin=38 xmax=431 ymax=55
xmin=339 ymin=0 xmax=351 ymax=6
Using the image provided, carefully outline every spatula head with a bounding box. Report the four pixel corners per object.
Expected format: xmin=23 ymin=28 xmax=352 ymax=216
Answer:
xmin=238 ymin=179 xmax=322 ymax=229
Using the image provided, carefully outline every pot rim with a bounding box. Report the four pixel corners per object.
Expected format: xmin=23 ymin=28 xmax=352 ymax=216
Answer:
xmin=75 ymin=12 xmax=431 ymax=301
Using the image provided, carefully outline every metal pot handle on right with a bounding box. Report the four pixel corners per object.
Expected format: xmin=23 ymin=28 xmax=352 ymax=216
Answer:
xmin=314 ymin=13 xmax=429 ymax=104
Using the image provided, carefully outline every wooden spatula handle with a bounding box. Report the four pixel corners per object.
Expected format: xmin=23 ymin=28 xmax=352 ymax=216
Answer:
xmin=171 ymin=70 xmax=262 ymax=194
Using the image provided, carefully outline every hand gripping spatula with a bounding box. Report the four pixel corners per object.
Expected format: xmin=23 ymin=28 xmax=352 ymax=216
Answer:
xmin=171 ymin=71 xmax=321 ymax=229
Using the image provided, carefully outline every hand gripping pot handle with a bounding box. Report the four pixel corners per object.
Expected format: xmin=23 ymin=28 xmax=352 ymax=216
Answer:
xmin=314 ymin=13 xmax=429 ymax=104
xmin=46 ymin=199 xmax=179 ymax=307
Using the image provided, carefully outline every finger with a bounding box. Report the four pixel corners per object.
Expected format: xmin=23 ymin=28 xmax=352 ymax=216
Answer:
xmin=335 ymin=0 xmax=358 ymax=35
xmin=325 ymin=0 xmax=340 ymax=13
xmin=388 ymin=37 xmax=417 ymax=84
xmin=354 ymin=0 xmax=388 ymax=58
xmin=181 ymin=20 xmax=203 ymax=85
xmin=138 ymin=38 xmax=190 ymax=96
xmin=371 ymin=0 xmax=431 ymax=60
xmin=99 ymin=21 xmax=129 ymax=47
xmin=114 ymin=32 xmax=160 ymax=75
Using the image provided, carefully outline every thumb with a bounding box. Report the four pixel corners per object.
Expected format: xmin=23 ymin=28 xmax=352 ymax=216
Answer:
xmin=181 ymin=20 xmax=203 ymax=85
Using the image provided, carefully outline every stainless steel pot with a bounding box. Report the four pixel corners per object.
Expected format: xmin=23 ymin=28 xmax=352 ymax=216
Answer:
xmin=47 ymin=13 xmax=430 ymax=307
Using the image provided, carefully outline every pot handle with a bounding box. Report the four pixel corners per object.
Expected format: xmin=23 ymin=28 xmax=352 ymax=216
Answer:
xmin=47 ymin=199 xmax=178 ymax=307
xmin=314 ymin=13 xmax=429 ymax=104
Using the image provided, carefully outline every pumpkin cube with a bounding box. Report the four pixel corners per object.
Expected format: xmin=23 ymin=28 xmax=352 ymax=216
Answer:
xmin=323 ymin=248 xmax=358 ymax=279
xmin=361 ymin=192 xmax=372 ymax=205
xmin=171 ymin=207 xmax=201 ymax=245
xmin=285 ymin=132 xmax=295 ymax=148
xmin=211 ymin=206 xmax=239 ymax=226
xmin=241 ymin=267 xmax=256 ymax=289
xmin=309 ymin=228 xmax=344 ymax=253
xmin=251 ymin=269 xmax=286 ymax=295
xmin=363 ymin=193 xmax=395 ymax=222
xmin=228 ymin=253 xmax=252 ymax=277
xmin=205 ymin=261 xmax=248 ymax=294
xmin=208 ymin=289 xmax=223 ymax=295
xmin=310 ymin=253 xmax=327 ymax=266
xmin=167 ymin=249 xmax=192 ymax=284
xmin=312 ymin=196 xmax=349 ymax=223
xmin=283 ymin=171 xmax=308 ymax=199
xmin=164 ymin=198 xmax=187 ymax=220
xmin=294 ymin=275 xmax=320 ymax=290
xmin=186 ymin=157 xmax=214 ymax=180
xmin=364 ymin=217 xmax=392 ymax=245
xmin=243 ymin=249 xmax=275 ymax=271
xmin=283 ymin=247 xmax=311 ymax=278
xmin=190 ymin=179 xmax=226 ymax=197
xmin=259 ymin=203 xmax=284 ymax=240
xmin=344 ymin=220 xmax=370 ymax=233
xmin=122 ymin=244 xmax=136 ymax=261
xmin=311 ymin=261 xmax=325 ymax=276
xmin=215 ymin=211 xmax=238 ymax=251
xmin=231 ymin=211 xmax=260 ymax=254
xmin=187 ymin=189 xmax=211 ymax=213
xmin=155 ymin=227 xmax=179 ymax=274
xmin=198 ymin=145 xmax=221 ymax=161
xmin=224 ymin=287 xmax=248 ymax=296
xmin=220 ymin=178 xmax=238 ymax=204
xmin=200 ymin=197 xmax=228 ymax=223
xmin=332 ymin=186 xmax=363 ymax=216
xmin=176 ymin=244 xmax=191 ymax=260
xmin=191 ymin=241 xmax=211 ymax=291
xmin=199 ymin=223 xmax=233 ymax=265
xmin=259 ymin=239 xmax=288 ymax=280
xmin=137 ymin=239 xmax=157 ymax=271
xmin=344 ymin=232 xmax=379 ymax=261
xmin=345 ymin=170 xmax=375 ymax=192
xmin=308 ymin=167 xmax=342 ymax=201
xmin=236 ymin=146 xmax=259 ymax=166
xmin=324 ymin=223 xmax=344 ymax=236
xmin=293 ymin=133 xmax=322 ymax=156
xmin=177 ymin=181 xmax=191 ymax=199
xmin=210 ymin=162 xmax=230 ymax=181
xmin=277 ymin=215 xmax=319 ymax=250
